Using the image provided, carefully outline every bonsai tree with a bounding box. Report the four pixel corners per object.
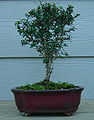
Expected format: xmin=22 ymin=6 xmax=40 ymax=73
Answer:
xmin=15 ymin=2 xmax=79 ymax=82
xmin=12 ymin=4 xmax=83 ymax=115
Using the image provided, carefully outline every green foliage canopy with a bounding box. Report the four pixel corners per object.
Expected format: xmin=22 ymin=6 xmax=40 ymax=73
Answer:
xmin=15 ymin=3 xmax=79 ymax=64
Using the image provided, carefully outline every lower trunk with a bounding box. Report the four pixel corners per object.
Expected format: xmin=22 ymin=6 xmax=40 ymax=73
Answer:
xmin=45 ymin=60 xmax=53 ymax=81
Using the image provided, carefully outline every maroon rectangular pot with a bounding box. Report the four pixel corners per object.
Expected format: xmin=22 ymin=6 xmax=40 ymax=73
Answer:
xmin=11 ymin=86 xmax=84 ymax=115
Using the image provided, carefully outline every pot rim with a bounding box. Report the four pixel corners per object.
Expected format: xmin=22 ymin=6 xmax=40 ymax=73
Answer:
xmin=11 ymin=86 xmax=84 ymax=93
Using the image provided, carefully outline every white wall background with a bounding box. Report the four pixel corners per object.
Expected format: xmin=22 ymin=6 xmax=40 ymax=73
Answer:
xmin=0 ymin=0 xmax=94 ymax=100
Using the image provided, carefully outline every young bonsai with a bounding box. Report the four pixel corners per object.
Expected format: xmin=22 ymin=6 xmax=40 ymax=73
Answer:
xmin=15 ymin=2 xmax=79 ymax=82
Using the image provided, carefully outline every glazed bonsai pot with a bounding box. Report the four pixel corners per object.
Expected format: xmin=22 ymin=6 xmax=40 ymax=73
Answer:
xmin=11 ymin=86 xmax=84 ymax=116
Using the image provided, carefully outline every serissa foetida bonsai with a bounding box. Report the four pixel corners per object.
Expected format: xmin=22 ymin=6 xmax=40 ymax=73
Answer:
xmin=15 ymin=2 xmax=80 ymax=89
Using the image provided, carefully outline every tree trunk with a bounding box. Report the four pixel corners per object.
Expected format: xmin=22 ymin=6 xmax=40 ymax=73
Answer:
xmin=45 ymin=59 xmax=53 ymax=81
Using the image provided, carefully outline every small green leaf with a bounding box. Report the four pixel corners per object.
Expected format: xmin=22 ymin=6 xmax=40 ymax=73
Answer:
xmin=43 ymin=59 xmax=49 ymax=64
xmin=30 ymin=43 xmax=36 ymax=48
xmin=63 ymin=43 xmax=68 ymax=46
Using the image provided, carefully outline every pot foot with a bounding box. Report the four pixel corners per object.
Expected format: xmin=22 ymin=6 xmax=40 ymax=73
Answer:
xmin=20 ymin=112 xmax=31 ymax=116
xmin=64 ymin=112 xmax=74 ymax=116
